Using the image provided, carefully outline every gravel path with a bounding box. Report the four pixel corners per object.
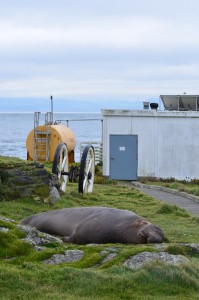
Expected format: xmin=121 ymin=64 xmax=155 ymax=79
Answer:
xmin=118 ymin=181 xmax=199 ymax=217
xmin=139 ymin=186 xmax=199 ymax=217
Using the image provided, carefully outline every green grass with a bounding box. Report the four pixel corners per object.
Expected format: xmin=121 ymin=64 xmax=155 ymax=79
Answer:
xmin=1 ymin=179 xmax=199 ymax=299
xmin=1 ymin=183 xmax=199 ymax=243
xmin=0 ymin=262 xmax=199 ymax=300
xmin=139 ymin=177 xmax=199 ymax=197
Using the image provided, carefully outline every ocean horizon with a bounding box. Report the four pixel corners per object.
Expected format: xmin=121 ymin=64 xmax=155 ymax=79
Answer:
xmin=0 ymin=112 xmax=102 ymax=162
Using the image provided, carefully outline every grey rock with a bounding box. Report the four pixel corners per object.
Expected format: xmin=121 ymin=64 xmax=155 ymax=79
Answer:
xmin=100 ymin=247 xmax=119 ymax=264
xmin=0 ymin=216 xmax=15 ymax=223
xmin=34 ymin=246 xmax=46 ymax=251
xmin=0 ymin=227 xmax=9 ymax=233
xmin=104 ymin=247 xmax=120 ymax=252
xmin=183 ymin=243 xmax=199 ymax=253
xmin=17 ymin=224 xmax=63 ymax=250
xmin=12 ymin=176 xmax=36 ymax=185
xmin=100 ymin=250 xmax=109 ymax=256
xmin=101 ymin=253 xmax=118 ymax=263
xmin=43 ymin=250 xmax=84 ymax=265
xmin=124 ymin=251 xmax=190 ymax=270
xmin=49 ymin=186 xmax=60 ymax=204
xmin=50 ymin=173 xmax=60 ymax=188
xmin=153 ymin=243 xmax=167 ymax=251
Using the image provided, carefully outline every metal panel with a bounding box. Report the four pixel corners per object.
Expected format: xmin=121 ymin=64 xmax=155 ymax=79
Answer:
xmin=110 ymin=135 xmax=138 ymax=180
xmin=160 ymin=95 xmax=199 ymax=111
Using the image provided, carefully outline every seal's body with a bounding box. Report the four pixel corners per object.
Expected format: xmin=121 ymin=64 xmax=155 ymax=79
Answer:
xmin=21 ymin=206 xmax=164 ymax=244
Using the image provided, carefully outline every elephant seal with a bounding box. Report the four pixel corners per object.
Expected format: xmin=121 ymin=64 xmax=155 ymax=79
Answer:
xmin=20 ymin=206 xmax=164 ymax=244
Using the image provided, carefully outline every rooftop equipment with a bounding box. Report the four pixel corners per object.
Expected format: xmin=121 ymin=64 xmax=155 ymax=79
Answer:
xmin=150 ymin=103 xmax=159 ymax=110
xmin=160 ymin=95 xmax=199 ymax=111
xmin=143 ymin=102 xmax=150 ymax=109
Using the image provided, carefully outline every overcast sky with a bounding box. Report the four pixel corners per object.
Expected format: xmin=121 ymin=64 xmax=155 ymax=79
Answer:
xmin=0 ymin=0 xmax=199 ymax=111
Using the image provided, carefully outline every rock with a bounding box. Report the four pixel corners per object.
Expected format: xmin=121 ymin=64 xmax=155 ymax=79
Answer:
xmin=86 ymin=244 xmax=101 ymax=247
xmin=0 ymin=216 xmax=15 ymax=223
xmin=153 ymin=243 xmax=167 ymax=251
xmin=34 ymin=196 xmax=41 ymax=201
xmin=49 ymin=186 xmax=60 ymax=204
xmin=99 ymin=247 xmax=120 ymax=264
xmin=123 ymin=251 xmax=190 ymax=270
xmin=44 ymin=197 xmax=51 ymax=204
xmin=0 ymin=158 xmax=50 ymax=200
xmin=183 ymin=243 xmax=199 ymax=254
xmin=43 ymin=250 xmax=84 ymax=265
xmin=101 ymin=253 xmax=118 ymax=263
xmin=34 ymin=246 xmax=46 ymax=251
xmin=0 ymin=227 xmax=9 ymax=233
xmin=104 ymin=247 xmax=120 ymax=252
xmin=100 ymin=250 xmax=109 ymax=256
xmin=49 ymin=173 xmax=60 ymax=189
xmin=0 ymin=157 xmax=65 ymax=202
xmin=17 ymin=224 xmax=63 ymax=251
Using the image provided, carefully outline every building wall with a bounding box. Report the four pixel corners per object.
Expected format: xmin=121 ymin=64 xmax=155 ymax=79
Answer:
xmin=157 ymin=116 xmax=199 ymax=180
xmin=102 ymin=109 xmax=199 ymax=180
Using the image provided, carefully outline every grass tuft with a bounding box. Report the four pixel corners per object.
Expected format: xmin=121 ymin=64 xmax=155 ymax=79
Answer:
xmin=166 ymin=244 xmax=189 ymax=256
xmin=157 ymin=203 xmax=190 ymax=217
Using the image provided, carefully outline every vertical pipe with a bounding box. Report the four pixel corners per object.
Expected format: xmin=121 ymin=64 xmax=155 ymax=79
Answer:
xmin=51 ymin=95 xmax=53 ymax=123
xmin=101 ymin=119 xmax=103 ymax=143
xmin=177 ymin=95 xmax=180 ymax=111
xmin=101 ymin=118 xmax=103 ymax=165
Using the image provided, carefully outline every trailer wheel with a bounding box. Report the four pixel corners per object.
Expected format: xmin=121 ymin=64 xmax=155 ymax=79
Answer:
xmin=52 ymin=142 xmax=68 ymax=192
xmin=79 ymin=145 xmax=95 ymax=193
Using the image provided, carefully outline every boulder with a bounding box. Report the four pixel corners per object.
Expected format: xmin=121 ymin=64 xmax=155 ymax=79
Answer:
xmin=123 ymin=251 xmax=190 ymax=270
xmin=17 ymin=224 xmax=63 ymax=251
xmin=43 ymin=250 xmax=84 ymax=265
xmin=49 ymin=186 xmax=61 ymax=204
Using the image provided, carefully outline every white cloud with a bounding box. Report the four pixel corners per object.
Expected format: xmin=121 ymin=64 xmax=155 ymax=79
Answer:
xmin=0 ymin=1 xmax=199 ymax=102
xmin=1 ymin=72 xmax=199 ymax=98
xmin=0 ymin=17 xmax=199 ymax=52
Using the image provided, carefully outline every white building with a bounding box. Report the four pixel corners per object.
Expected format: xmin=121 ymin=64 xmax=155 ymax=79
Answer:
xmin=102 ymin=95 xmax=199 ymax=181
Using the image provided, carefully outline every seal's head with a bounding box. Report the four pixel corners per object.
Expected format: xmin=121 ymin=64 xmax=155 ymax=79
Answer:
xmin=136 ymin=220 xmax=164 ymax=244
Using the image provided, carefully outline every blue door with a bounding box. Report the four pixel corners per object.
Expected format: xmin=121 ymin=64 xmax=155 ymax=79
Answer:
xmin=110 ymin=135 xmax=138 ymax=180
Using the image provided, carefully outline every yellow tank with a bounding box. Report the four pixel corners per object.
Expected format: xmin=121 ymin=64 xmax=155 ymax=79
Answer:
xmin=26 ymin=124 xmax=76 ymax=163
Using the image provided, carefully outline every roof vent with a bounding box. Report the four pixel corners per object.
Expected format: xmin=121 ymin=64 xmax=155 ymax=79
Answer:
xmin=150 ymin=103 xmax=159 ymax=111
xmin=143 ymin=102 xmax=150 ymax=109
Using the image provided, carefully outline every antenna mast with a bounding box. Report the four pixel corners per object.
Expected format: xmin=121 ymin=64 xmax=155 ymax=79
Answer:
xmin=50 ymin=95 xmax=53 ymax=124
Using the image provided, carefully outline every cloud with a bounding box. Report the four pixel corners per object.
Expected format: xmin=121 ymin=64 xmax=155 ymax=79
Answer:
xmin=0 ymin=0 xmax=199 ymax=102
xmin=1 ymin=16 xmax=199 ymax=54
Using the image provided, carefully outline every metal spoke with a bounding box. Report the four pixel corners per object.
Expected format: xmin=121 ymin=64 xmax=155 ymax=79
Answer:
xmin=79 ymin=145 xmax=95 ymax=194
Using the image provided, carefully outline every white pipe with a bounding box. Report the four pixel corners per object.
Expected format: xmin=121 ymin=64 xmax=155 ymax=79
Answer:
xmin=50 ymin=95 xmax=53 ymax=123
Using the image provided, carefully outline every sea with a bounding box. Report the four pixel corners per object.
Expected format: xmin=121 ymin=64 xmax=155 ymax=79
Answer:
xmin=0 ymin=112 xmax=102 ymax=162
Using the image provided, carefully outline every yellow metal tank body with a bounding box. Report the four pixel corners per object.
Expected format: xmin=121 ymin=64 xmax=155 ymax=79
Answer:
xmin=26 ymin=125 xmax=76 ymax=163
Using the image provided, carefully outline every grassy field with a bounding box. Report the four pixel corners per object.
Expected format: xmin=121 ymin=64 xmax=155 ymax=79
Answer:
xmin=1 ymin=180 xmax=199 ymax=299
